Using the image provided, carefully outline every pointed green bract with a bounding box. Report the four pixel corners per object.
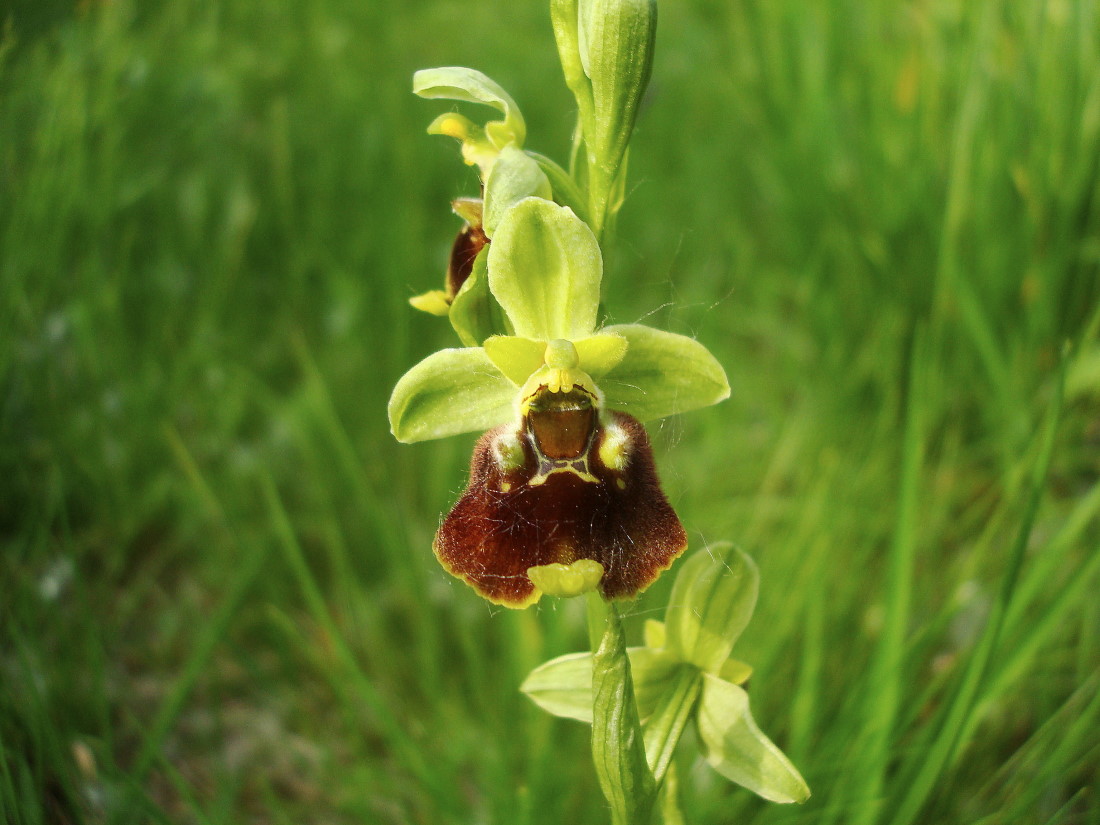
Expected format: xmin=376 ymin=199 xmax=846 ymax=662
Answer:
xmin=665 ymin=544 xmax=759 ymax=673
xmin=696 ymin=674 xmax=810 ymax=804
xmin=413 ymin=67 xmax=525 ymax=149
xmin=483 ymin=146 xmax=553 ymax=237
xmin=599 ymin=324 xmax=730 ymax=421
xmin=483 ymin=336 xmax=545 ymax=386
xmin=576 ymin=332 xmax=629 ymax=376
xmin=520 ymin=647 xmax=680 ymax=724
xmin=388 ymin=347 xmax=515 ymax=443
xmin=488 ymin=197 xmax=603 ymax=340
xmin=449 ymin=248 xmax=504 ymax=346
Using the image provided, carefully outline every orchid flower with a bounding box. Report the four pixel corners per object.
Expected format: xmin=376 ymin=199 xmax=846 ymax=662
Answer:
xmin=389 ymin=197 xmax=728 ymax=607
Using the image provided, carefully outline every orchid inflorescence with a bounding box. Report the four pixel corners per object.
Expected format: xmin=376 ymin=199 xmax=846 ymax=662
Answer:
xmin=388 ymin=0 xmax=808 ymax=816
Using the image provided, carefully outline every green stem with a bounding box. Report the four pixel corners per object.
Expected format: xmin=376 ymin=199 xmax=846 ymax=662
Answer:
xmin=587 ymin=594 xmax=655 ymax=825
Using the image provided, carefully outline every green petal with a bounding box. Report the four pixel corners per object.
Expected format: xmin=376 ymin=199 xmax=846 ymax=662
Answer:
xmin=413 ymin=67 xmax=525 ymax=148
xmin=408 ymin=290 xmax=451 ymax=316
xmin=719 ymin=659 xmax=754 ymax=685
xmin=488 ymin=197 xmax=602 ymax=340
xmin=664 ymin=544 xmax=759 ymax=673
xmin=483 ymin=335 xmax=545 ymax=386
xmin=426 ymin=113 xmax=498 ymax=173
xmin=388 ymin=347 xmax=515 ymax=443
xmin=696 ymin=674 xmax=810 ymax=804
xmin=598 ymin=324 xmax=729 ymax=421
xmin=520 ymin=647 xmax=680 ymax=724
xmin=643 ymin=619 xmax=666 ymax=649
xmin=483 ymin=146 xmax=553 ymax=237
xmin=576 ymin=332 xmax=628 ymax=376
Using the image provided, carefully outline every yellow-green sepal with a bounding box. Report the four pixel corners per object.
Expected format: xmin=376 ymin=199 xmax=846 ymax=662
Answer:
xmin=483 ymin=146 xmax=553 ymax=237
xmin=488 ymin=197 xmax=602 ymax=340
xmin=598 ymin=323 xmax=730 ymax=422
xmin=520 ymin=647 xmax=680 ymax=724
xmin=449 ymin=247 xmax=505 ymax=347
xmin=696 ymin=673 xmax=811 ymax=804
xmin=664 ymin=544 xmax=759 ymax=674
xmin=642 ymin=618 xmax=753 ymax=684
xmin=388 ymin=347 xmax=514 ymax=443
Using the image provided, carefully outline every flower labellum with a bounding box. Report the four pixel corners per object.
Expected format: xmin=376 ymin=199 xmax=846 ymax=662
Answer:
xmin=435 ymin=400 xmax=687 ymax=607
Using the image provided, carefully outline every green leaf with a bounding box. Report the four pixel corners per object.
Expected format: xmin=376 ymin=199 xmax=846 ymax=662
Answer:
xmin=520 ymin=647 xmax=680 ymax=724
xmin=696 ymin=674 xmax=811 ymax=804
xmin=576 ymin=332 xmax=628 ymax=376
xmin=483 ymin=146 xmax=553 ymax=237
xmin=591 ymin=603 xmax=655 ymax=825
xmin=388 ymin=347 xmax=515 ymax=443
xmin=449 ymin=248 xmax=505 ymax=346
xmin=665 ymin=544 xmax=759 ymax=673
xmin=483 ymin=336 xmax=545 ymax=386
xmin=599 ymin=323 xmax=730 ymax=421
xmin=488 ymin=197 xmax=602 ymax=340
xmin=413 ymin=67 xmax=525 ymax=148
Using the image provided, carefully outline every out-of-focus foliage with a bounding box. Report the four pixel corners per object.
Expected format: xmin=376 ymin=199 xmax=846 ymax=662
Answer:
xmin=1 ymin=1 xmax=1097 ymax=823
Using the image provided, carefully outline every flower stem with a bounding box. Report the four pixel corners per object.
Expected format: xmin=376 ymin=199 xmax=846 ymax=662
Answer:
xmin=587 ymin=593 xmax=655 ymax=824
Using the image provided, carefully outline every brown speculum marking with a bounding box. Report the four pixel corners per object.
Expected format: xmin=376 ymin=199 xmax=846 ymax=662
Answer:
xmin=526 ymin=388 xmax=598 ymax=484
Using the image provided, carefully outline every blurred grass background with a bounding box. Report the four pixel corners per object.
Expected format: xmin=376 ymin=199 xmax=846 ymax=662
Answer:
xmin=1 ymin=0 xmax=1098 ymax=823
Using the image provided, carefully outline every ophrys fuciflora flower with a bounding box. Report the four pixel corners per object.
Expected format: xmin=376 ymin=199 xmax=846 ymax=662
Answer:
xmin=389 ymin=197 xmax=728 ymax=607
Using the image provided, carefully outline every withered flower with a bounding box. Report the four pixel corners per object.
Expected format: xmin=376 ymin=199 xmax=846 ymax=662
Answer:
xmin=389 ymin=197 xmax=729 ymax=607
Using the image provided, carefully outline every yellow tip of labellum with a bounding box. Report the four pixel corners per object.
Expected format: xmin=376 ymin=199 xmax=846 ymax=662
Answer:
xmin=528 ymin=559 xmax=605 ymax=598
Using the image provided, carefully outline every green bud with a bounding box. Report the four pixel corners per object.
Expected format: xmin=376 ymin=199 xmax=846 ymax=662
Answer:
xmin=664 ymin=544 xmax=759 ymax=673
xmin=581 ymin=0 xmax=656 ymax=173
xmin=551 ymin=0 xmax=656 ymax=231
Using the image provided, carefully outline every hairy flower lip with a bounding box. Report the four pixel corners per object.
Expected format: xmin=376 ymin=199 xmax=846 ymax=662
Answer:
xmin=433 ymin=411 xmax=687 ymax=608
